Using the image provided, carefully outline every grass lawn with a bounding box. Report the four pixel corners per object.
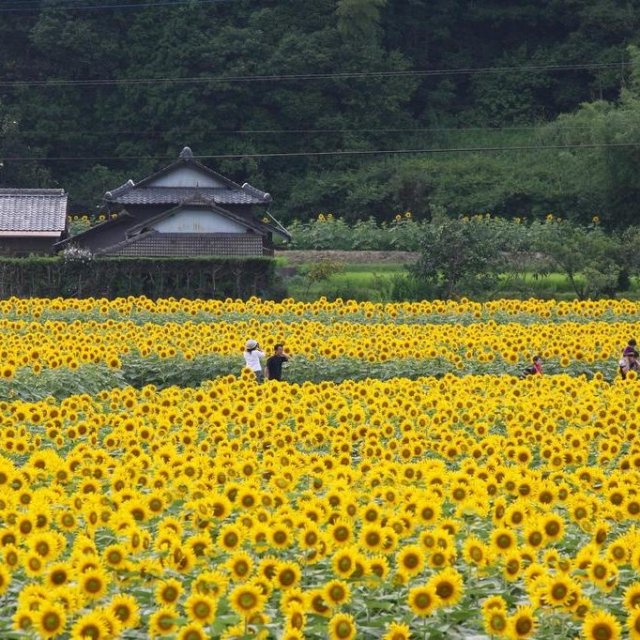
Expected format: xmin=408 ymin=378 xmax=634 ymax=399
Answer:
xmin=282 ymin=262 xmax=405 ymax=301
xmin=278 ymin=255 xmax=640 ymax=302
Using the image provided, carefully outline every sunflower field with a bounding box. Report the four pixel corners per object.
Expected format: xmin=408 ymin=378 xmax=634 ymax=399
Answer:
xmin=2 ymin=297 xmax=640 ymax=639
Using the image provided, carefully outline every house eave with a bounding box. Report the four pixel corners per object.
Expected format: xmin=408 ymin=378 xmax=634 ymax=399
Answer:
xmin=0 ymin=231 xmax=62 ymax=237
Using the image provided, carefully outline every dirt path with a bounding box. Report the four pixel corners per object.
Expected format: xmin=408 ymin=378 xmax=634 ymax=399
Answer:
xmin=275 ymin=250 xmax=419 ymax=265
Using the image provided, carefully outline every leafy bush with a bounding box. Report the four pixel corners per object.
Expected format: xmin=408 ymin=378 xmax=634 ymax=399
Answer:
xmin=0 ymin=256 xmax=279 ymax=299
xmin=285 ymin=213 xmax=422 ymax=251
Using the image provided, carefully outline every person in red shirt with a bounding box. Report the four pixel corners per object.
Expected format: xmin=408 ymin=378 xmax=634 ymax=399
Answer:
xmin=521 ymin=355 xmax=543 ymax=379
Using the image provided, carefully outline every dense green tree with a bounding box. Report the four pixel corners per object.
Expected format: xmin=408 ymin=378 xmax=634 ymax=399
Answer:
xmin=1 ymin=1 xmax=640 ymax=219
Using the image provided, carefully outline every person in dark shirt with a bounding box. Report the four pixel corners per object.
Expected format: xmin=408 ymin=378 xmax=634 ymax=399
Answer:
xmin=265 ymin=343 xmax=290 ymax=381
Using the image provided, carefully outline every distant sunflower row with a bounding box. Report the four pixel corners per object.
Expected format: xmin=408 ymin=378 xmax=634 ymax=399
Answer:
xmin=1 ymin=373 xmax=640 ymax=638
xmin=2 ymin=314 xmax=640 ymax=381
xmin=1 ymin=295 xmax=640 ymax=323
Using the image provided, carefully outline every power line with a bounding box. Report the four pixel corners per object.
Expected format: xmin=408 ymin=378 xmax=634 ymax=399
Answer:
xmin=7 ymin=124 xmax=598 ymax=136
xmin=4 ymin=141 xmax=640 ymax=162
xmin=0 ymin=62 xmax=630 ymax=88
xmin=0 ymin=0 xmax=238 ymax=12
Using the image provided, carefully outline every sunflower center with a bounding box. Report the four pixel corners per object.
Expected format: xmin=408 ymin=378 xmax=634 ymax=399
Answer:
xmin=42 ymin=613 xmax=62 ymax=631
xmin=163 ymin=587 xmax=178 ymax=602
xmin=404 ymin=554 xmax=419 ymax=569
xmin=115 ymin=605 xmax=131 ymax=622
xmin=592 ymin=623 xmax=614 ymax=640
xmin=86 ymin=578 xmax=102 ymax=593
xmin=551 ymin=584 xmax=567 ymax=600
xmin=515 ymin=618 xmax=532 ymax=634
xmin=470 ymin=547 xmax=483 ymax=562
xmin=490 ymin=614 xmax=506 ymax=631
xmin=238 ymin=593 xmax=257 ymax=609
xmin=330 ymin=586 xmax=345 ymax=601
xmin=51 ymin=571 xmax=67 ymax=585
xmin=436 ymin=582 xmax=453 ymax=599
xmin=497 ymin=534 xmax=511 ymax=549
xmin=280 ymin=569 xmax=296 ymax=586
xmin=81 ymin=624 xmax=101 ymax=639
xmin=334 ymin=526 xmax=349 ymax=541
xmin=593 ymin=565 xmax=607 ymax=579
xmin=415 ymin=593 xmax=432 ymax=609
xmin=529 ymin=532 xmax=543 ymax=546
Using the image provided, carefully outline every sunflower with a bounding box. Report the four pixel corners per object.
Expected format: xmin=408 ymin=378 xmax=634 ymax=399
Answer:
xmin=582 ymin=610 xmax=621 ymax=640
xmin=70 ymin=611 xmax=109 ymax=640
xmin=588 ymin=558 xmax=618 ymax=592
xmin=368 ymin=555 xmax=390 ymax=581
xmin=12 ymin=607 xmax=34 ymax=634
xmin=155 ymin=578 xmax=183 ymax=606
xmin=227 ymin=551 xmax=254 ymax=581
xmin=360 ymin=524 xmax=385 ymax=552
xmin=36 ymin=602 xmax=67 ymax=640
xmin=103 ymin=544 xmax=128 ymax=570
xmin=623 ymin=583 xmax=640 ymax=613
xmin=383 ymin=622 xmax=411 ymax=640
xmin=0 ymin=564 xmax=11 ymax=596
xmin=502 ymin=551 xmax=523 ymax=582
xmin=490 ymin=526 xmax=517 ymax=553
xmin=323 ymin=579 xmax=351 ymax=607
xmin=542 ymin=574 xmax=575 ymax=607
xmin=2 ymin=544 xmax=20 ymax=570
xmin=184 ymin=593 xmax=218 ymax=625
xmin=268 ymin=522 xmax=293 ymax=549
xmin=395 ymin=544 xmax=425 ymax=580
xmin=541 ymin=513 xmax=565 ymax=542
xmin=273 ymin=561 xmax=302 ymax=591
xmin=45 ymin=563 xmax=72 ymax=589
xmin=328 ymin=612 xmax=356 ymax=640
xmin=462 ymin=536 xmax=490 ymax=567
xmin=79 ymin=568 xmax=109 ymax=601
xmin=427 ymin=567 xmax=463 ymax=608
xmin=308 ymin=588 xmax=332 ymax=617
xmin=149 ymin=607 xmax=178 ymax=637
xmin=178 ymin=623 xmax=207 ymax=640
xmin=217 ymin=523 xmax=244 ymax=552
xmin=299 ymin=523 xmax=322 ymax=550
xmin=109 ymin=594 xmax=141 ymax=629
xmin=508 ymin=605 xmax=536 ymax=639
xmin=281 ymin=626 xmax=305 ymax=640
xmin=628 ymin=608 xmax=640 ymax=640
xmin=523 ymin=520 xmax=546 ymax=549
xmin=229 ymin=583 xmax=266 ymax=617
xmin=407 ymin=584 xmax=438 ymax=617
xmin=332 ymin=547 xmax=357 ymax=578
xmin=483 ymin=607 xmax=508 ymax=637
xmin=329 ymin=518 xmax=354 ymax=548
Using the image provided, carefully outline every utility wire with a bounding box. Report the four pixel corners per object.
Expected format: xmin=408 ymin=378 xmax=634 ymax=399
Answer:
xmin=4 ymin=141 xmax=640 ymax=162
xmin=0 ymin=0 xmax=238 ymax=12
xmin=6 ymin=124 xmax=597 ymax=136
xmin=0 ymin=62 xmax=630 ymax=88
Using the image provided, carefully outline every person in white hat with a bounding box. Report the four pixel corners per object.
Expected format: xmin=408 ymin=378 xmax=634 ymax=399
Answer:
xmin=243 ymin=339 xmax=265 ymax=382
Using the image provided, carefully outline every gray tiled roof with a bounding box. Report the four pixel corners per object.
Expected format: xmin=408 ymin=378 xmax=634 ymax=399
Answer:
xmin=108 ymin=186 xmax=267 ymax=206
xmin=0 ymin=188 xmax=67 ymax=232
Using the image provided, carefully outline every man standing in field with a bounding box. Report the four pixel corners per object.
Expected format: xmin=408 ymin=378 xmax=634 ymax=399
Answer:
xmin=265 ymin=343 xmax=290 ymax=382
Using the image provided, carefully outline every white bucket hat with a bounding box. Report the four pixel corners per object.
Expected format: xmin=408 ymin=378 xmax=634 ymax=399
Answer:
xmin=245 ymin=339 xmax=258 ymax=350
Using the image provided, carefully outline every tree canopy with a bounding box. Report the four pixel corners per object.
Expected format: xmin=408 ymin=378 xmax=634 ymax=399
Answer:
xmin=1 ymin=0 xmax=640 ymax=223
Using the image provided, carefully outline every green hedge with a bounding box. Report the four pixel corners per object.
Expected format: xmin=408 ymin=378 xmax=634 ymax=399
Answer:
xmin=0 ymin=256 xmax=279 ymax=299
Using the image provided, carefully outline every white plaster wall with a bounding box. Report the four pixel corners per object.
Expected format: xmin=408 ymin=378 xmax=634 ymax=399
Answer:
xmin=153 ymin=209 xmax=247 ymax=233
xmin=148 ymin=166 xmax=225 ymax=188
